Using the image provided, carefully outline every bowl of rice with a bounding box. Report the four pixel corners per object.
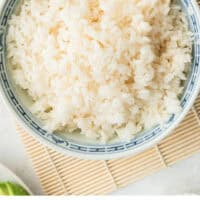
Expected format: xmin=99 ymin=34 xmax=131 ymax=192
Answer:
xmin=0 ymin=0 xmax=200 ymax=159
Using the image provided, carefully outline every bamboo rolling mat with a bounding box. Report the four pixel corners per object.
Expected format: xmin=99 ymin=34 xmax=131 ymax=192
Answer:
xmin=17 ymin=1 xmax=200 ymax=195
xmin=16 ymin=94 xmax=200 ymax=195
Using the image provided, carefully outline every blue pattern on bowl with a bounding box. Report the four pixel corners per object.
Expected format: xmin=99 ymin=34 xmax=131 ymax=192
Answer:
xmin=0 ymin=0 xmax=200 ymax=158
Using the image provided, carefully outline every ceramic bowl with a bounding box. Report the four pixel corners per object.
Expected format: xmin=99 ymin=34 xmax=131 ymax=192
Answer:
xmin=0 ymin=0 xmax=200 ymax=160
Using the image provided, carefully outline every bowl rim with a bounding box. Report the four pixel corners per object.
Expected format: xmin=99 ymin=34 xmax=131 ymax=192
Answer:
xmin=0 ymin=0 xmax=200 ymax=160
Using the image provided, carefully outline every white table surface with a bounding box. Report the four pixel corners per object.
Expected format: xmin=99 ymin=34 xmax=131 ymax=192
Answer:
xmin=1 ymin=102 xmax=200 ymax=196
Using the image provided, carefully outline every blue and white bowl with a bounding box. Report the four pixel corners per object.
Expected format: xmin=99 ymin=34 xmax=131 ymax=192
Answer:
xmin=0 ymin=0 xmax=200 ymax=160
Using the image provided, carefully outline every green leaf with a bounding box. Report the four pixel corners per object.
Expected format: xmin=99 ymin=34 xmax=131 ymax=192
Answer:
xmin=0 ymin=182 xmax=29 ymax=196
xmin=0 ymin=183 xmax=9 ymax=195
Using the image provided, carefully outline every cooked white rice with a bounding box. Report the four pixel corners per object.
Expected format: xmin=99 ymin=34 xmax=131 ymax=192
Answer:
xmin=7 ymin=0 xmax=192 ymax=142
